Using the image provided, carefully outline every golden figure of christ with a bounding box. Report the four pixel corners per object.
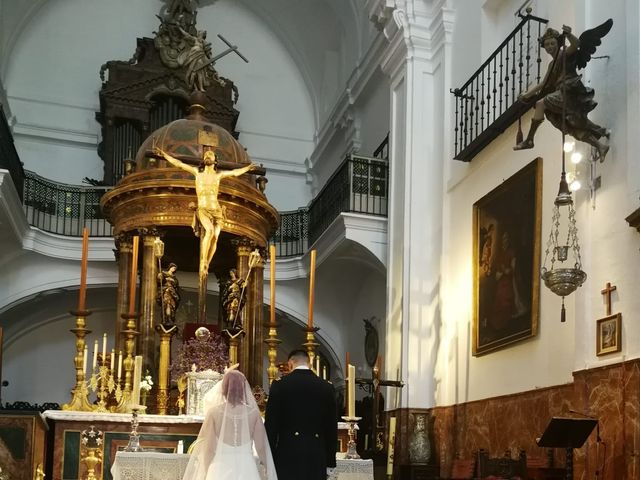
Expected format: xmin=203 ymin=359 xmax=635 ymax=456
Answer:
xmin=155 ymin=148 xmax=257 ymax=320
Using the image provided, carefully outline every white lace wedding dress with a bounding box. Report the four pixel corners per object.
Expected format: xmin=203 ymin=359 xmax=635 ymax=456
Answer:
xmin=182 ymin=370 xmax=277 ymax=480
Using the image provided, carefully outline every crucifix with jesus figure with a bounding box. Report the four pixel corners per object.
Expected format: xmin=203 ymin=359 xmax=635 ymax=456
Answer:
xmin=355 ymin=318 xmax=404 ymax=456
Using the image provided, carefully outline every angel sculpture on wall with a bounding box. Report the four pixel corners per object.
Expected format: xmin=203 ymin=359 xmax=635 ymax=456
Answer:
xmin=514 ymin=19 xmax=613 ymax=160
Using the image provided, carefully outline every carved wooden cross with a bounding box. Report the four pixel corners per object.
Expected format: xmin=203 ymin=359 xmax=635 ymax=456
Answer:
xmin=356 ymin=361 xmax=403 ymax=452
xmin=601 ymin=282 xmax=617 ymax=316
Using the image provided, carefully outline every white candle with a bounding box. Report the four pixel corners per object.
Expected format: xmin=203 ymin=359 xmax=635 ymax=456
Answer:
xmin=132 ymin=355 xmax=143 ymax=406
xmin=117 ymin=351 xmax=123 ymax=380
xmin=102 ymin=333 xmax=107 ymax=364
xmin=322 ymin=366 xmax=327 ymax=380
xmin=110 ymin=349 xmax=115 ymax=371
xmin=386 ymin=417 xmax=396 ymax=475
xmin=82 ymin=345 xmax=88 ymax=377
xmin=348 ymin=364 xmax=356 ymax=418
xmin=92 ymin=340 xmax=98 ymax=370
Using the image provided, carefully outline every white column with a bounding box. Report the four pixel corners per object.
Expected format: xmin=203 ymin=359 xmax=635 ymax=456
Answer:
xmin=375 ymin=0 xmax=454 ymax=409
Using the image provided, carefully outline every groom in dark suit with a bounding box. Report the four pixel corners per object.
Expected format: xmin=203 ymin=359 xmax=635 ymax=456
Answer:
xmin=265 ymin=349 xmax=338 ymax=480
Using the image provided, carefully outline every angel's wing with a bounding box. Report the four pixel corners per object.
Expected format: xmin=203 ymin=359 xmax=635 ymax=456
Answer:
xmin=576 ymin=18 xmax=613 ymax=69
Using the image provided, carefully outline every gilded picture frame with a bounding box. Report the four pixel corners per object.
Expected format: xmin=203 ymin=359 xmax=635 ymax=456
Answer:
xmin=473 ymin=158 xmax=542 ymax=356
xmin=596 ymin=313 xmax=622 ymax=356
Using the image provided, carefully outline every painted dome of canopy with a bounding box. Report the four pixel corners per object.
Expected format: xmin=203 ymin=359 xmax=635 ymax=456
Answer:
xmin=135 ymin=102 xmax=249 ymax=171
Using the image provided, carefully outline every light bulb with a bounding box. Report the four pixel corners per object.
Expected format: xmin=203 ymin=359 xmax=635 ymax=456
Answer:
xmin=566 ymin=171 xmax=575 ymax=183
xmin=569 ymin=179 xmax=582 ymax=192
xmin=570 ymin=152 xmax=583 ymax=164
xmin=563 ymin=140 xmax=575 ymax=152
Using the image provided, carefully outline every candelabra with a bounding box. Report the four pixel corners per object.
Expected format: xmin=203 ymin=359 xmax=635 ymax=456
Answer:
xmin=341 ymin=416 xmax=362 ymax=459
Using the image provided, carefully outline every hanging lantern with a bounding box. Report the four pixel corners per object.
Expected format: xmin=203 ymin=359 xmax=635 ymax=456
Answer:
xmin=540 ymin=29 xmax=587 ymax=322
xmin=541 ymin=170 xmax=586 ymax=322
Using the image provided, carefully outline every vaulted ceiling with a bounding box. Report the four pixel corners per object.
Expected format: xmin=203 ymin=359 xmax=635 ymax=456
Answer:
xmin=0 ymin=0 xmax=374 ymax=127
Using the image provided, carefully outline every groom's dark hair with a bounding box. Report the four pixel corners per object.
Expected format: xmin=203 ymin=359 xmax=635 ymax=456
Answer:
xmin=288 ymin=349 xmax=309 ymax=363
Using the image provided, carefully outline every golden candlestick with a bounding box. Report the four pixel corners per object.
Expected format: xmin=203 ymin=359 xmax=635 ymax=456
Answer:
xmin=62 ymin=309 xmax=94 ymax=412
xmin=303 ymin=326 xmax=320 ymax=368
xmin=264 ymin=321 xmax=281 ymax=385
xmin=265 ymin=245 xmax=281 ymax=384
xmin=115 ymin=312 xmax=140 ymax=413
xmin=155 ymin=323 xmax=177 ymax=415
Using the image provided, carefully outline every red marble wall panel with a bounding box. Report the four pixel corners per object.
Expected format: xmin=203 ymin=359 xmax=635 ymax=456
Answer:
xmin=391 ymin=359 xmax=640 ymax=480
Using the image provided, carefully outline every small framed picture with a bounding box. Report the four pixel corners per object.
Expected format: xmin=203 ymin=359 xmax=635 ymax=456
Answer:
xmin=596 ymin=313 xmax=622 ymax=356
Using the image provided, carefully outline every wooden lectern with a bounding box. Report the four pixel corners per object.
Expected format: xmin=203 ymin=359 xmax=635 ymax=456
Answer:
xmin=537 ymin=416 xmax=597 ymax=480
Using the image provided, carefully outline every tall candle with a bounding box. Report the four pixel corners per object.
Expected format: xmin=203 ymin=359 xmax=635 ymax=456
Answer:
xmin=128 ymin=236 xmax=140 ymax=314
xmin=117 ymin=351 xmax=123 ymax=380
xmin=348 ymin=364 xmax=355 ymax=418
xmin=110 ymin=349 xmax=115 ymax=371
xmin=307 ymin=249 xmax=316 ymax=328
xmin=92 ymin=340 xmax=98 ymax=370
xmin=82 ymin=345 xmax=88 ymax=377
xmin=132 ymin=355 xmax=143 ymax=406
xmin=102 ymin=333 xmax=107 ymax=364
xmin=345 ymin=351 xmax=350 ymax=410
xmin=386 ymin=417 xmax=397 ymax=476
xmin=315 ymin=355 xmax=320 ymax=375
xmin=269 ymin=245 xmax=276 ymax=324
xmin=77 ymin=227 xmax=89 ymax=311
xmin=322 ymin=366 xmax=327 ymax=380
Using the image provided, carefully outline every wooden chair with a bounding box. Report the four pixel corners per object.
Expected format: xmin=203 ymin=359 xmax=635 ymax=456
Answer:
xmin=476 ymin=449 xmax=527 ymax=479
xmin=526 ymin=449 xmax=566 ymax=480
xmin=449 ymin=456 xmax=476 ymax=479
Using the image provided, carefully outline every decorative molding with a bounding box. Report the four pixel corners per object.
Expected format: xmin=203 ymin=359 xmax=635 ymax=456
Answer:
xmin=12 ymin=121 xmax=98 ymax=148
xmin=22 ymin=230 xmax=115 ymax=261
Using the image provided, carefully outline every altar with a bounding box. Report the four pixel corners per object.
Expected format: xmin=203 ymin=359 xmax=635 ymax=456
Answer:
xmin=42 ymin=410 xmax=202 ymax=480
xmin=111 ymin=451 xmax=374 ymax=480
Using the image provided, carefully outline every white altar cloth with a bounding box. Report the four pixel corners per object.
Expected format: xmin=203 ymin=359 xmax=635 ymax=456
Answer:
xmin=111 ymin=451 xmax=373 ymax=480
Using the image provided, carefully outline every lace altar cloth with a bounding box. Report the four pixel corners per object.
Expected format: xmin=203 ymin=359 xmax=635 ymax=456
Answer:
xmin=111 ymin=452 xmax=373 ymax=480
xmin=111 ymin=452 xmax=190 ymax=480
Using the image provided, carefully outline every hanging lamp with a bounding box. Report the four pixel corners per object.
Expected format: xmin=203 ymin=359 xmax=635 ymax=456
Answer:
xmin=540 ymin=29 xmax=587 ymax=322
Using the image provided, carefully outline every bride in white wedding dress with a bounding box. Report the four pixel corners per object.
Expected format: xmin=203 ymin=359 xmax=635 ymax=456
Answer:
xmin=182 ymin=369 xmax=277 ymax=480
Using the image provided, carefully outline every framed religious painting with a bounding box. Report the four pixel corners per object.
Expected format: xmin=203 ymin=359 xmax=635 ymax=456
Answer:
xmin=472 ymin=158 xmax=542 ymax=356
xmin=596 ymin=313 xmax=622 ymax=356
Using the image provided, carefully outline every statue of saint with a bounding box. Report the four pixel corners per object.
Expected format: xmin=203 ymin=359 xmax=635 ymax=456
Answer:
xmin=157 ymin=263 xmax=180 ymax=324
xmin=514 ymin=19 xmax=613 ymax=159
xmin=222 ymin=269 xmax=247 ymax=330
xmin=177 ymin=27 xmax=221 ymax=92
xmin=155 ymin=148 xmax=257 ymax=319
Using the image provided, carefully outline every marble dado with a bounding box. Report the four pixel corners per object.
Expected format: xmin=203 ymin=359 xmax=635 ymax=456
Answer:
xmin=390 ymin=359 xmax=640 ymax=480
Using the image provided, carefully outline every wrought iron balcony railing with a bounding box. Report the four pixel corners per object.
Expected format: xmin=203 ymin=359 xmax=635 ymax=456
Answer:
xmin=451 ymin=13 xmax=548 ymax=162
xmin=0 ymin=105 xmax=25 ymax=201
xmin=308 ymin=155 xmax=388 ymax=246
xmin=23 ymin=171 xmax=113 ymax=237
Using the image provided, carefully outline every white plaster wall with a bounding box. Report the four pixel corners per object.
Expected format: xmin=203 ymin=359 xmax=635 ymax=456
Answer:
xmin=1 ymin=288 xmax=117 ymax=405
xmin=4 ymin=0 xmax=314 ymax=210
xmin=0 ymin=249 xmax=117 ymax=311
xmin=438 ymin=0 xmax=640 ymax=405
xmin=357 ymin=69 xmax=391 ymax=157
